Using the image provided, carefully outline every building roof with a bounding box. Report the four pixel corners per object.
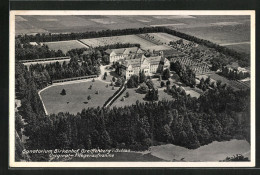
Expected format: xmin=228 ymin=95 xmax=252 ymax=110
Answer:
xmin=121 ymin=55 xmax=170 ymax=69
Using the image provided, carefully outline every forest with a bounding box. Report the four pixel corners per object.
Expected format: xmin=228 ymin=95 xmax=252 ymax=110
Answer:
xmin=27 ymin=51 xmax=100 ymax=89
xmin=15 ymin=62 xmax=250 ymax=161
xmin=15 ymin=40 xmax=65 ymax=61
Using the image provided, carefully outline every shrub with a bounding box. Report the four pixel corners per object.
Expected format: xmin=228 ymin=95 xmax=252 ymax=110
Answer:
xmin=125 ymin=92 xmax=129 ymax=98
xmin=87 ymin=95 xmax=91 ymax=100
xmin=92 ymin=78 xmax=95 ymax=82
xmin=60 ymin=89 xmax=66 ymax=95
xmin=162 ymin=68 xmax=170 ymax=80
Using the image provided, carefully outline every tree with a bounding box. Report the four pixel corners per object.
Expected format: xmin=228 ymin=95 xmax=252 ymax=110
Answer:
xmin=60 ymin=89 xmax=66 ymax=95
xmin=162 ymin=68 xmax=170 ymax=80
xmin=112 ymin=76 xmax=116 ymax=82
xmin=127 ymin=75 xmax=138 ymax=88
xmin=160 ymin=81 xmax=165 ymax=87
xmin=115 ymin=77 xmax=123 ymax=87
xmin=137 ymin=83 xmax=149 ymax=94
xmin=166 ymin=80 xmax=171 ymax=86
xmin=145 ymin=89 xmax=159 ymax=101
xmin=139 ymin=70 xmax=147 ymax=83
xmin=125 ymin=92 xmax=129 ymax=98
xmin=146 ymin=79 xmax=154 ymax=89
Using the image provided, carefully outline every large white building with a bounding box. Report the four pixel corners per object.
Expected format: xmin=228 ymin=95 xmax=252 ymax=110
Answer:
xmin=120 ymin=54 xmax=170 ymax=79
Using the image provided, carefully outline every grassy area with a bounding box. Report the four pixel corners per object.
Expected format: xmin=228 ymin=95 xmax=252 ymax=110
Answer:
xmin=44 ymin=40 xmax=88 ymax=53
xmin=40 ymin=80 xmax=119 ymax=114
xmin=111 ymin=78 xmax=176 ymax=108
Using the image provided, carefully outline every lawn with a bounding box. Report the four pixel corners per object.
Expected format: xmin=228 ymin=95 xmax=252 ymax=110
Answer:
xmin=43 ymin=40 xmax=89 ymax=54
xmin=40 ymin=80 xmax=119 ymax=114
xmin=111 ymin=87 xmax=175 ymax=108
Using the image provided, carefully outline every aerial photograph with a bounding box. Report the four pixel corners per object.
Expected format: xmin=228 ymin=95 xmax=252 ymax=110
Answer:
xmin=12 ymin=12 xmax=252 ymax=165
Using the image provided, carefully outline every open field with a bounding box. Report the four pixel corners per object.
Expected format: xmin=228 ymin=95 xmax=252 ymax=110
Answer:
xmin=40 ymin=80 xmax=119 ymax=114
xmin=44 ymin=40 xmax=89 ymax=53
xmin=80 ymin=35 xmax=157 ymax=49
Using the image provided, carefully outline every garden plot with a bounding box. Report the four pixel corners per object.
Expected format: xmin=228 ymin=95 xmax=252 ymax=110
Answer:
xmin=148 ymin=33 xmax=190 ymax=44
xmin=44 ymin=40 xmax=89 ymax=53
xmin=80 ymin=35 xmax=157 ymax=48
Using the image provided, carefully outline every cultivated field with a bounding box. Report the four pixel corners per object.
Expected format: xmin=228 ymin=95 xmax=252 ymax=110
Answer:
xmin=80 ymin=35 xmax=157 ymax=49
xmin=44 ymin=40 xmax=89 ymax=53
xmin=40 ymin=80 xmax=119 ymax=114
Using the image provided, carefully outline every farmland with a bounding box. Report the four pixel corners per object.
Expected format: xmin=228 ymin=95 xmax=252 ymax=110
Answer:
xmin=44 ymin=40 xmax=89 ymax=53
xmin=16 ymin=15 xmax=250 ymax=54
xmin=40 ymin=80 xmax=119 ymax=114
